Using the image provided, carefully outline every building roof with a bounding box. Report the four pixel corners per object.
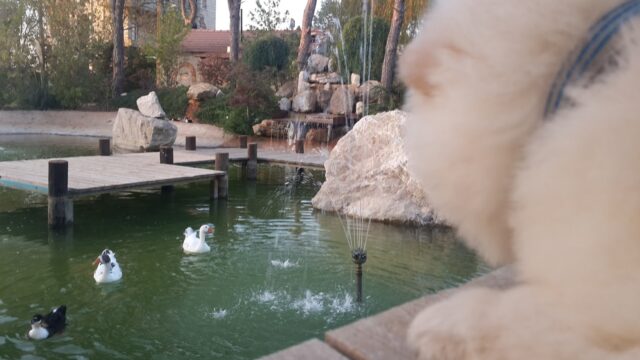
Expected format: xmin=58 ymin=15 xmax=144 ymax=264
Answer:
xmin=181 ymin=30 xmax=231 ymax=55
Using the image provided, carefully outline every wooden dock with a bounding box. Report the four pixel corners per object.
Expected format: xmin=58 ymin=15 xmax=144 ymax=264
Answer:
xmin=0 ymin=146 xmax=327 ymax=196
xmin=0 ymin=144 xmax=328 ymax=227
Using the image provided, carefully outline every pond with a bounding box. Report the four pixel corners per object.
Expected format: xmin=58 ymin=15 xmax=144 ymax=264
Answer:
xmin=0 ymin=135 xmax=488 ymax=359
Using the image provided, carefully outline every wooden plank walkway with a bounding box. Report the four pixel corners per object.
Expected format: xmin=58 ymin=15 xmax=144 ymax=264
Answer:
xmin=0 ymin=155 xmax=225 ymax=196
xmin=263 ymin=267 xmax=516 ymax=360
xmin=0 ymin=147 xmax=327 ymax=197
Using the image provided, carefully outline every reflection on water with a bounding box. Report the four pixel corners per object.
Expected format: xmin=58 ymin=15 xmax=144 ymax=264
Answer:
xmin=0 ymin=135 xmax=488 ymax=359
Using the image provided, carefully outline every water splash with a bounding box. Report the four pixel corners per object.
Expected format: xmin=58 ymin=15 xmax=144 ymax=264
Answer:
xmin=291 ymin=290 xmax=324 ymax=315
xmin=206 ymin=308 xmax=228 ymax=319
xmin=270 ymin=259 xmax=299 ymax=269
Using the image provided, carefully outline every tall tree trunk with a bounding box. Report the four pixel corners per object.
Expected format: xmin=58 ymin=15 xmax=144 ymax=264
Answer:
xmin=381 ymin=0 xmax=405 ymax=90
xmin=37 ymin=1 xmax=48 ymax=109
xmin=112 ymin=0 xmax=125 ymax=97
xmin=296 ymin=0 xmax=317 ymax=71
xmin=180 ymin=0 xmax=197 ymax=27
xmin=227 ymin=0 xmax=241 ymax=63
xmin=156 ymin=0 xmax=164 ymax=87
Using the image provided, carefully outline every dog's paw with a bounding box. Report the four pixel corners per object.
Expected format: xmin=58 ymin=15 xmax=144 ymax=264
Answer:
xmin=407 ymin=288 xmax=501 ymax=360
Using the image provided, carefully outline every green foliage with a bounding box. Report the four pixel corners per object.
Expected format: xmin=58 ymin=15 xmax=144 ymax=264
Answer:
xmin=197 ymin=64 xmax=278 ymax=135
xmin=156 ymin=86 xmax=189 ymax=119
xmin=147 ymin=9 xmax=188 ymax=87
xmin=315 ymin=0 xmax=364 ymax=31
xmin=125 ymin=47 xmax=156 ymax=92
xmin=248 ymin=0 xmax=290 ymax=31
xmin=337 ymin=16 xmax=390 ymax=81
xmin=244 ymin=35 xmax=290 ymax=72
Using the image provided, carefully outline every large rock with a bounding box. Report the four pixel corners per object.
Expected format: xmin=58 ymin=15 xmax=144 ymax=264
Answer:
xmin=317 ymin=89 xmax=333 ymax=111
xmin=292 ymin=90 xmax=317 ymax=113
xmin=358 ymin=80 xmax=386 ymax=102
xmin=309 ymin=72 xmax=342 ymax=84
xmin=312 ymin=110 xmax=437 ymax=224
xmin=328 ymin=86 xmax=355 ymax=115
xmin=112 ymin=108 xmax=177 ymax=152
xmin=187 ymin=82 xmax=220 ymax=101
xmin=276 ymin=80 xmax=296 ymax=98
xmin=278 ymin=97 xmax=292 ymax=112
xmin=136 ymin=91 xmax=166 ymax=118
xmin=307 ymin=54 xmax=330 ymax=73
xmin=297 ymin=71 xmax=310 ymax=93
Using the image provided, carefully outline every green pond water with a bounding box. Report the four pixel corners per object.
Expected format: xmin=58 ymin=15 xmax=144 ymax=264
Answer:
xmin=0 ymin=135 xmax=488 ymax=359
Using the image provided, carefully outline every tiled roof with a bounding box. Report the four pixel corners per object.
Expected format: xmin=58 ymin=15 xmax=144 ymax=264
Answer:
xmin=181 ymin=30 xmax=231 ymax=55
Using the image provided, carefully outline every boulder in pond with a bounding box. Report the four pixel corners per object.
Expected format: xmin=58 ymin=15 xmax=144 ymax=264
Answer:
xmin=136 ymin=91 xmax=166 ymax=118
xmin=112 ymin=108 xmax=177 ymax=152
xmin=312 ymin=110 xmax=438 ymax=224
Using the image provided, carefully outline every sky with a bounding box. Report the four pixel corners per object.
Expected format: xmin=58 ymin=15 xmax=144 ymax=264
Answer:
xmin=216 ymin=1 xmax=309 ymax=31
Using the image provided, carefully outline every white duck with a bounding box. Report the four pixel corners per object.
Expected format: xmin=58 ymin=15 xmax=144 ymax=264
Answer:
xmin=93 ymin=249 xmax=122 ymax=283
xmin=182 ymin=224 xmax=214 ymax=254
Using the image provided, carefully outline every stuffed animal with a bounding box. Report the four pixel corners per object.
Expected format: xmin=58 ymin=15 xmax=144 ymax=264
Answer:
xmin=400 ymin=0 xmax=640 ymax=358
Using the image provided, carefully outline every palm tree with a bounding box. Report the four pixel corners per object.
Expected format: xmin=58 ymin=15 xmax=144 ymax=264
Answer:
xmin=227 ymin=0 xmax=241 ymax=62
xmin=381 ymin=0 xmax=405 ymax=90
xmin=112 ymin=0 xmax=125 ymax=97
xmin=296 ymin=0 xmax=317 ymax=70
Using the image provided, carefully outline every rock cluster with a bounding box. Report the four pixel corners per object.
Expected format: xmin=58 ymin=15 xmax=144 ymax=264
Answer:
xmin=112 ymin=92 xmax=177 ymax=152
xmin=274 ymin=54 xmax=388 ymax=116
xmin=312 ymin=110 xmax=438 ymax=224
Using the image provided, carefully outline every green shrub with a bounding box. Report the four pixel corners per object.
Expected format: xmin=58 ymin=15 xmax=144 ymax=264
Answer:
xmin=156 ymin=86 xmax=189 ymax=119
xmin=243 ymin=35 xmax=290 ymax=72
xmin=197 ymin=64 xmax=278 ymax=135
xmin=125 ymin=46 xmax=156 ymax=92
xmin=336 ymin=16 xmax=389 ymax=81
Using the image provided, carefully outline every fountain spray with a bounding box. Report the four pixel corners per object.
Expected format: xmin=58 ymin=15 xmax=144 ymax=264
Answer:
xmin=339 ymin=201 xmax=372 ymax=303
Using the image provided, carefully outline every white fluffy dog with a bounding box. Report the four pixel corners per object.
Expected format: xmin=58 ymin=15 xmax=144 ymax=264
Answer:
xmin=400 ymin=0 xmax=640 ymax=358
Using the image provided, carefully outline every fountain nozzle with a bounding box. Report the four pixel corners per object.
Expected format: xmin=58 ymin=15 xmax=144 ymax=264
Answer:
xmin=351 ymin=248 xmax=367 ymax=265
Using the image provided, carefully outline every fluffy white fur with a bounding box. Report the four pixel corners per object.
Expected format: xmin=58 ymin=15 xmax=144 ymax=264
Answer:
xmin=401 ymin=0 xmax=640 ymax=358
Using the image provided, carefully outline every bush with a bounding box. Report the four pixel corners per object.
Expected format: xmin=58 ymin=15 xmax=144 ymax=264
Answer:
xmin=198 ymin=56 xmax=232 ymax=87
xmin=243 ymin=35 xmax=290 ymax=72
xmin=156 ymin=86 xmax=189 ymax=119
xmin=336 ymin=16 xmax=389 ymax=81
xmin=125 ymin=46 xmax=156 ymax=92
xmin=197 ymin=64 xmax=278 ymax=135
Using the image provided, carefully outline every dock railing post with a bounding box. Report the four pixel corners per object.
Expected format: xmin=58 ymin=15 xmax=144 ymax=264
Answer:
xmin=159 ymin=146 xmax=174 ymax=192
xmin=185 ymin=136 xmax=196 ymax=151
xmin=213 ymin=152 xmax=229 ymax=199
xmin=48 ymin=160 xmax=73 ymax=228
xmin=98 ymin=138 xmax=111 ymax=156
xmin=247 ymin=143 xmax=258 ymax=180
xmin=239 ymin=135 xmax=248 ymax=149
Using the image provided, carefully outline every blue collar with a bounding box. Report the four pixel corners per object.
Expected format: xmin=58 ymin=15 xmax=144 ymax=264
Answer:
xmin=545 ymin=0 xmax=640 ymax=118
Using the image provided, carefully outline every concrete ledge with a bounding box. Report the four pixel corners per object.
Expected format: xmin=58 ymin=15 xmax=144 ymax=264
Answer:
xmin=263 ymin=266 xmax=516 ymax=360
xmin=0 ymin=110 xmax=232 ymax=147
xmin=258 ymin=339 xmax=348 ymax=360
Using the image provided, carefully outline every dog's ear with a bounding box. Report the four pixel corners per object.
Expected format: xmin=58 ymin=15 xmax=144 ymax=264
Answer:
xmin=399 ymin=38 xmax=440 ymax=97
xmin=400 ymin=38 xmax=466 ymax=98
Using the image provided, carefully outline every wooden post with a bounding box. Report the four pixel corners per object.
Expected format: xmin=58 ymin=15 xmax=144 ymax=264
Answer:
xmin=98 ymin=138 xmax=111 ymax=156
xmin=185 ymin=136 xmax=196 ymax=151
xmin=159 ymin=146 xmax=174 ymax=192
xmin=213 ymin=152 xmax=229 ymax=199
xmin=159 ymin=146 xmax=174 ymax=164
xmin=48 ymin=160 xmax=73 ymax=228
xmin=239 ymin=135 xmax=248 ymax=148
xmin=247 ymin=143 xmax=258 ymax=180
xmin=295 ymin=139 xmax=304 ymax=154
